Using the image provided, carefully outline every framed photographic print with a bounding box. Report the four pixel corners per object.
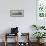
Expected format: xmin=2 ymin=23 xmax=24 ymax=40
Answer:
xmin=10 ymin=10 xmax=24 ymax=17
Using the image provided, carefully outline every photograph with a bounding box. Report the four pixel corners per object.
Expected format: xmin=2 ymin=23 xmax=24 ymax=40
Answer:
xmin=10 ymin=10 xmax=24 ymax=17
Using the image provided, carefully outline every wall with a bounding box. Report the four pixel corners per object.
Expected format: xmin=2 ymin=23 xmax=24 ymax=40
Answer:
xmin=0 ymin=0 xmax=36 ymax=42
